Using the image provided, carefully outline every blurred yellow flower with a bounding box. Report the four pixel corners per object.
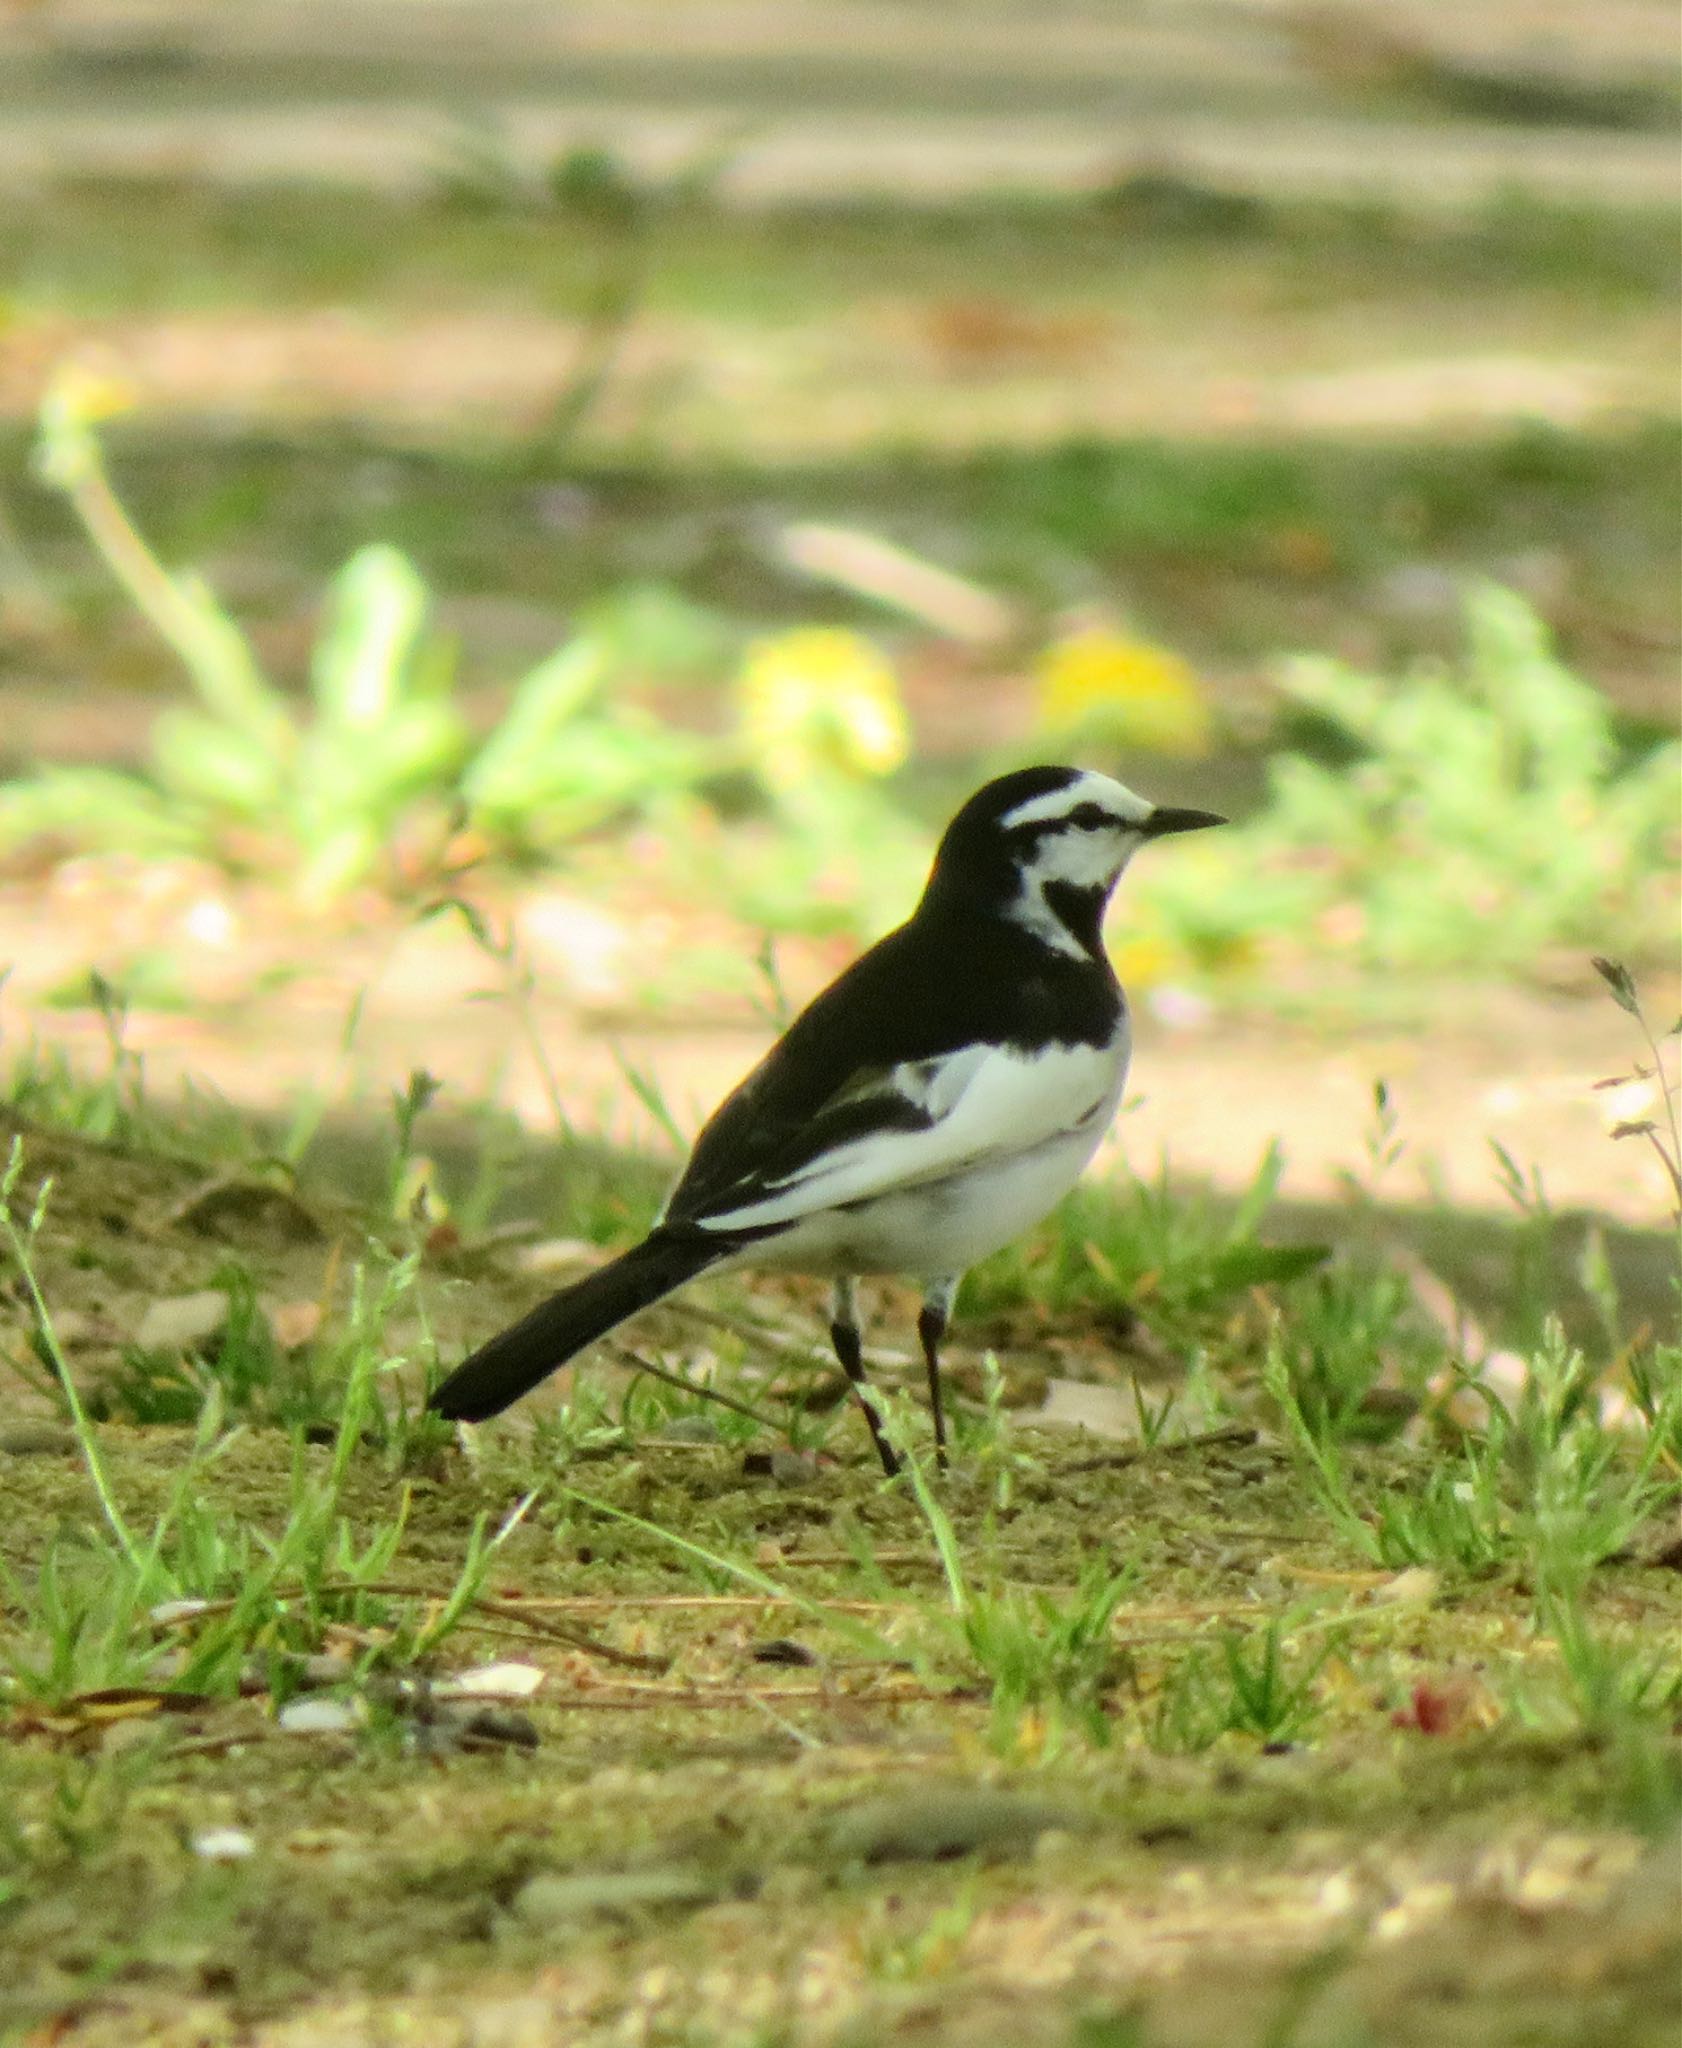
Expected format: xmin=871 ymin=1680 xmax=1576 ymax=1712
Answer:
xmin=43 ymin=360 xmax=137 ymax=430
xmin=36 ymin=360 xmax=139 ymax=491
xmin=1035 ymin=627 xmax=1213 ymax=758
xmin=737 ymin=628 xmax=910 ymax=791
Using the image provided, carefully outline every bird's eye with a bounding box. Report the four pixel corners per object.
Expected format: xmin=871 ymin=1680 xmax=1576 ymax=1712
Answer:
xmin=1067 ymin=802 xmax=1113 ymax=831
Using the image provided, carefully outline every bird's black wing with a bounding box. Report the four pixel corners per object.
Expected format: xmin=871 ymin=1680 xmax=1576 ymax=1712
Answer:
xmin=663 ymin=912 xmax=1120 ymax=1232
xmin=663 ymin=922 xmax=942 ymax=1228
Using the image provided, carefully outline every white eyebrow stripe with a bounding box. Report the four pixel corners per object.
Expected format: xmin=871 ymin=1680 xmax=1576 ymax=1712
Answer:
xmin=998 ymin=772 xmax=1153 ymax=831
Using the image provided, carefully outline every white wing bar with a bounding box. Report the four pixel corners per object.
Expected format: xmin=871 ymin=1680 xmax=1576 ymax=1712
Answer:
xmin=694 ymin=1039 xmax=1124 ymax=1233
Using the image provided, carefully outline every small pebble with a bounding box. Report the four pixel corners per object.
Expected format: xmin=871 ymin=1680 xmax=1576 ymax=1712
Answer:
xmin=191 ymin=1828 xmax=256 ymax=1862
xmin=135 ymin=1291 xmax=228 ymax=1354
xmin=752 ymin=1638 xmax=817 ymax=1667
xmin=658 ymin=1415 xmax=722 ymax=1445
xmin=827 ymin=1788 xmax=1081 ymax=1865
xmin=276 ymin=1697 xmax=362 ymax=1735
xmin=511 ymin=1867 xmax=714 ymax=1927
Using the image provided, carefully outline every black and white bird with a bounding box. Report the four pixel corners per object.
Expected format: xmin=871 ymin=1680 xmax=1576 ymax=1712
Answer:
xmin=428 ymin=766 xmax=1223 ymax=1473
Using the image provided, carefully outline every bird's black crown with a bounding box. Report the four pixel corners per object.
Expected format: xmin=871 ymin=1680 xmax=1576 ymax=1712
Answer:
xmin=923 ymin=765 xmax=1088 ymax=910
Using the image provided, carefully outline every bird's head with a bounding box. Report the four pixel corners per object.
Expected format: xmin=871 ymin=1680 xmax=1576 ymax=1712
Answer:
xmin=922 ymin=765 xmax=1225 ymax=959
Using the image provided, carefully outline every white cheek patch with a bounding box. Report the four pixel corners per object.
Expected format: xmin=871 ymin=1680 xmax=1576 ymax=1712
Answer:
xmin=1007 ymin=828 xmax=1140 ymax=955
xmin=1025 ymin=829 xmax=1135 ymax=890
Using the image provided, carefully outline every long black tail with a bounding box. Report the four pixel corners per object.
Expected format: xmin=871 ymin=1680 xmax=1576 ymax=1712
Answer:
xmin=428 ymin=1230 xmax=725 ymax=1423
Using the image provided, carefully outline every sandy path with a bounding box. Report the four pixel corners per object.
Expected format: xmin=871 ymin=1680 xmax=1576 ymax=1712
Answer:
xmin=3 ymin=0 xmax=1677 ymax=205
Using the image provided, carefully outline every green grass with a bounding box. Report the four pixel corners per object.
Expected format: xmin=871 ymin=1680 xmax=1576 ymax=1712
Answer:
xmin=0 ymin=1074 xmax=1677 ymax=2041
xmin=964 ymin=1143 xmax=1331 ymax=1329
xmin=7 ymin=180 xmax=1676 ymax=321
xmin=10 ymin=418 xmax=1677 ymax=685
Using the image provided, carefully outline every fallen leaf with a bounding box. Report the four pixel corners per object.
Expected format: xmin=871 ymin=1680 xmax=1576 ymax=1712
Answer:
xmin=1374 ymin=1568 xmax=1440 ymax=1608
xmin=1031 ymin=1379 xmax=1140 ymax=1441
xmin=511 ymin=1866 xmax=716 ymax=1927
xmin=151 ymin=1599 xmax=214 ymax=1625
xmin=65 ymin=1688 xmax=214 ymax=1720
xmin=0 ymin=1423 xmax=76 ymax=1457
xmin=264 ymin=1298 xmax=325 ymax=1352
xmin=1390 ymin=1676 xmax=1495 ymax=1736
xmin=134 ymin=1291 xmax=228 ymax=1353
xmin=276 ymin=1697 xmax=363 ymax=1735
xmin=435 ymin=1662 xmax=547 ymax=1700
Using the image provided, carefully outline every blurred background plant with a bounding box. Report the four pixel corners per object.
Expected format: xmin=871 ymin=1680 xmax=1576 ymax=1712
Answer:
xmin=10 ymin=374 xmax=926 ymax=910
xmin=11 ymin=371 xmax=720 ymax=899
xmin=1033 ymin=622 xmax=1215 ymax=761
xmin=1131 ymin=583 xmax=1681 ymax=990
xmin=7 ymin=368 xmax=1675 ymax=997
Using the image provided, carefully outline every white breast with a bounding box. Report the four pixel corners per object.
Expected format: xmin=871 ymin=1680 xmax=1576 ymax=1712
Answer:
xmin=711 ymin=1027 xmax=1131 ymax=1279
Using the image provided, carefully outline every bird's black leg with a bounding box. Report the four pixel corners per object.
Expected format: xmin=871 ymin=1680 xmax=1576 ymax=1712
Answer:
xmin=918 ymin=1275 xmax=957 ymax=1471
xmin=829 ymin=1276 xmax=899 ymax=1477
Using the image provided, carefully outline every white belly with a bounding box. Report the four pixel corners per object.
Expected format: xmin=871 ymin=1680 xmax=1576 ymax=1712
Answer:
xmin=728 ymin=1043 xmax=1128 ymax=1281
xmin=749 ymin=1124 xmax=1108 ymax=1277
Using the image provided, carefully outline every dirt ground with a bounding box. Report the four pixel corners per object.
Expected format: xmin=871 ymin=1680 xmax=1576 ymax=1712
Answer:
xmin=0 ymin=1116 xmax=1678 ymax=2048
xmin=4 ymin=854 xmax=1676 ymax=1218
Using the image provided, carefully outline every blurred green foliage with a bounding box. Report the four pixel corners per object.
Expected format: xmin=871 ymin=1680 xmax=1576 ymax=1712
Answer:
xmin=5 ymin=382 xmax=910 ymax=902
xmin=1136 ymin=584 xmax=1680 ymax=982
xmin=5 ymin=379 xmax=1675 ymax=992
xmin=10 ymin=373 xmax=723 ymax=897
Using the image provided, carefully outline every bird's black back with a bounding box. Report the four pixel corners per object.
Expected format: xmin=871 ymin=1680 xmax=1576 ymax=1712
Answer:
xmin=666 ymin=855 xmax=1123 ymax=1228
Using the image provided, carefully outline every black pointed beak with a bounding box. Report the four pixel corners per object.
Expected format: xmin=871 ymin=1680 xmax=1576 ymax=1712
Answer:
xmin=1140 ymin=805 xmax=1226 ymax=839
